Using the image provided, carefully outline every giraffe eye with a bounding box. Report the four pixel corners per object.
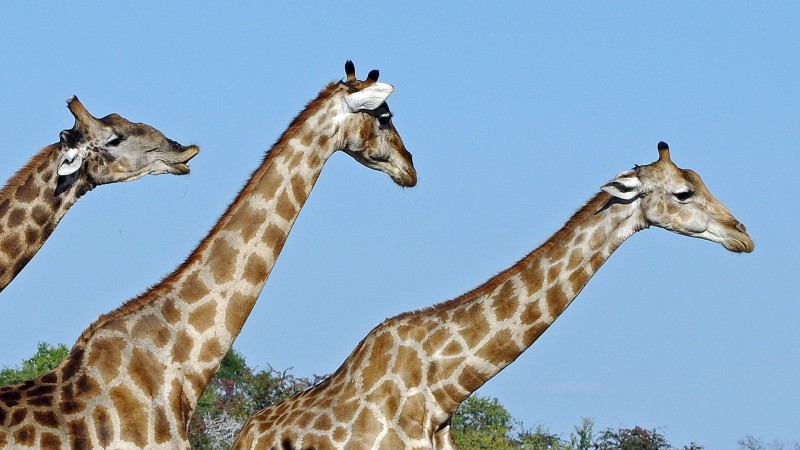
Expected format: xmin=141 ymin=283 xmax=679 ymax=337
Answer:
xmin=377 ymin=112 xmax=392 ymax=128
xmin=673 ymin=189 xmax=694 ymax=202
xmin=107 ymin=135 xmax=124 ymax=147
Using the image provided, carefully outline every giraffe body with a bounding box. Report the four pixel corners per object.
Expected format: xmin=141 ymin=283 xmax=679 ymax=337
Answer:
xmin=231 ymin=143 xmax=753 ymax=450
xmin=0 ymin=97 xmax=199 ymax=293
xmin=0 ymin=62 xmax=416 ymax=449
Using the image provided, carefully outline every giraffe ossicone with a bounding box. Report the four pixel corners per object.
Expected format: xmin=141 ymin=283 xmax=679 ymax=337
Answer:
xmin=0 ymin=60 xmax=416 ymax=449
xmin=0 ymin=96 xmax=198 ymax=294
xmin=230 ymin=142 xmax=752 ymax=450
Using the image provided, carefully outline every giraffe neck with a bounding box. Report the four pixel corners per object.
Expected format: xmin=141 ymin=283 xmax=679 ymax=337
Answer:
xmin=404 ymin=191 xmax=646 ymax=416
xmin=67 ymin=83 xmax=343 ymax=430
xmin=0 ymin=144 xmax=92 ymax=292
xmin=222 ymin=193 xmax=646 ymax=449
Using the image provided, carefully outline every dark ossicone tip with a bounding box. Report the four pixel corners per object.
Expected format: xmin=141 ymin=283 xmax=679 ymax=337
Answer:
xmin=657 ymin=141 xmax=669 ymax=151
xmin=344 ymin=60 xmax=356 ymax=81
xmin=367 ymin=69 xmax=379 ymax=82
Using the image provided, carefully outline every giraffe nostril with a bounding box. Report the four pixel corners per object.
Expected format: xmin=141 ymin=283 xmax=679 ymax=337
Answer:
xmin=735 ymin=221 xmax=747 ymax=234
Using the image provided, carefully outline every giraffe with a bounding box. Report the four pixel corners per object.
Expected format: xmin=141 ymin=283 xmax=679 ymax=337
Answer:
xmin=230 ymin=142 xmax=754 ymax=450
xmin=0 ymin=61 xmax=416 ymax=449
xmin=0 ymin=96 xmax=199 ymax=293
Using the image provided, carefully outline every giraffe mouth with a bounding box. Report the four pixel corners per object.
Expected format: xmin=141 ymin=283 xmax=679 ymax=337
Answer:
xmin=392 ymin=166 xmax=417 ymax=187
xmin=722 ymin=235 xmax=754 ymax=253
xmin=164 ymin=145 xmax=200 ymax=174
xmin=719 ymin=220 xmax=754 ymax=253
xmin=170 ymin=163 xmax=191 ymax=175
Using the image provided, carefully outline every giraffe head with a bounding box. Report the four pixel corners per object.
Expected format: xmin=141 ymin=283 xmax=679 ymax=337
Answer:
xmin=601 ymin=142 xmax=754 ymax=253
xmin=55 ymin=96 xmax=200 ymax=195
xmin=336 ymin=60 xmax=417 ymax=187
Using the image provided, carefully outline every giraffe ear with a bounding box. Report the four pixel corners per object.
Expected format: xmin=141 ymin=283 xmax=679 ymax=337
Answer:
xmin=344 ymin=82 xmax=394 ymax=112
xmin=57 ymin=147 xmax=83 ymax=176
xmin=601 ymin=172 xmax=642 ymax=200
xmin=54 ymin=147 xmax=83 ymax=196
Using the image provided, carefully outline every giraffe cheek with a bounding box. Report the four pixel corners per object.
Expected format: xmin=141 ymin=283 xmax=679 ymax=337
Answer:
xmin=677 ymin=209 xmax=708 ymax=234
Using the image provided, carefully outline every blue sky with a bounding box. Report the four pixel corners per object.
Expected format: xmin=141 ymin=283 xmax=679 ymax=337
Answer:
xmin=0 ymin=2 xmax=797 ymax=448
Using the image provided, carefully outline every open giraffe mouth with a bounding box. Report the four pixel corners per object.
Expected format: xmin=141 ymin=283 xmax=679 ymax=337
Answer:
xmin=164 ymin=145 xmax=200 ymax=174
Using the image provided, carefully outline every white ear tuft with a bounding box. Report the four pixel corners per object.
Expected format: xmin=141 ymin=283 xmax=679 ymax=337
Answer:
xmin=601 ymin=172 xmax=642 ymax=200
xmin=344 ymin=82 xmax=394 ymax=111
xmin=57 ymin=148 xmax=83 ymax=176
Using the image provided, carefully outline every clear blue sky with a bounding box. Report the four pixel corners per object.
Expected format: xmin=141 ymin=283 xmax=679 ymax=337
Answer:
xmin=1 ymin=2 xmax=797 ymax=448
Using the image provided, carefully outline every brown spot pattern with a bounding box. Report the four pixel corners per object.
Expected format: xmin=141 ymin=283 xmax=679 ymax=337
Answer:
xmin=154 ymin=405 xmax=171 ymax=444
xmin=14 ymin=177 xmax=39 ymax=203
xmin=40 ymin=432 xmax=62 ymax=448
xmin=225 ymin=292 xmax=254 ymax=335
xmin=243 ymin=254 xmax=268 ymax=285
xmin=68 ymin=419 xmax=91 ymax=449
xmin=129 ymin=347 xmax=165 ymax=397
xmin=131 ymin=314 xmax=170 ymax=347
xmin=566 ymin=249 xmax=584 ymax=271
xmin=396 ymin=346 xmax=423 ymax=388
xmin=179 ymin=270 xmax=210 ymax=304
xmin=171 ymin=330 xmax=193 ymax=363
xmin=230 ymin=202 xmax=263 ymax=243
xmin=262 ymin=223 xmax=286 ymax=261
xmin=7 ymin=208 xmax=25 ymax=228
xmin=546 ymin=286 xmax=568 ymax=317
xmin=521 ymin=261 xmax=545 ymax=295
xmin=275 ymin=191 xmax=296 ymax=222
xmin=299 ymin=130 xmax=313 ymax=147
xmin=92 ymin=406 xmax=113 ymax=447
xmin=457 ymin=308 xmax=489 ymax=348
xmin=491 ymin=280 xmax=518 ymax=322
xmin=110 ymin=386 xmax=147 ymax=446
xmin=12 ymin=425 xmax=35 ymax=446
xmin=9 ymin=409 xmax=27 ymax=427
xmin=208 ymin=238 xmax=239 ymax=284
xmin=200 ymin=339 xmax=223 ymax=362
xmin=162 ymin=298 xmax=181 ymax=324
xmin=476 ymin=329 xmax=516 ymax=367
xmin=188 ymin=301 xmax=217 ymax=332
xmin=87 ymin=339 xmax=124 ymax=384
xmin=33 ymin=410 xmax=58 ymax=428
xmin=31 ymin=205 xmax=50 ymax=226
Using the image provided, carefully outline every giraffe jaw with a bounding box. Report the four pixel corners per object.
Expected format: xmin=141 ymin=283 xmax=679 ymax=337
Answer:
xmin=160 ymin=144 xmax=200 ymax=175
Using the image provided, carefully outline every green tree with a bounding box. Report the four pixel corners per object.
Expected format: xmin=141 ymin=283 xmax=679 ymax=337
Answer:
xmin=451 ymin=395 xmax=599 ymax=450
xmin=0 ymin=341 xmax=69 ymax=386
xmin=738 ymin=435 xmax=800 ymax=450
xmin=569 ymin=417 xmax=595 ymax=450
xmin=189 ymin=349 xmax=324 ymax=449
xmin=452 ymin=395 xmax=516 ymax=449
xmin=594 ymin=426 xmax=703 ymax=450
xmin=516 ymin=423 xmax=573 ymax=450
xmin=594 ymin=426 xmax=670 ymax=450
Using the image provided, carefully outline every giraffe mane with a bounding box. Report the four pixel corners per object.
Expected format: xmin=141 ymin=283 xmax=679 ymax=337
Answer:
xmin=0 ymin=144 xmax=59 ymax=196
xmin=389 ymin=190 xmax=614 ymax=321
xmin=72 ymin=80 xmax=346 ymax=347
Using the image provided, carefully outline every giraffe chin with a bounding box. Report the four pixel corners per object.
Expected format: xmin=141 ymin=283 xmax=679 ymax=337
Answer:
xmin=722 ymin=237 xmax=755 ymax=253
xmin=391 ymin=170 xmax=417 ymax=188
xmin=167 ymin=163 xmax=191 ymax=175
xmin=164 ymin=145 xmax=199 ymax=174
